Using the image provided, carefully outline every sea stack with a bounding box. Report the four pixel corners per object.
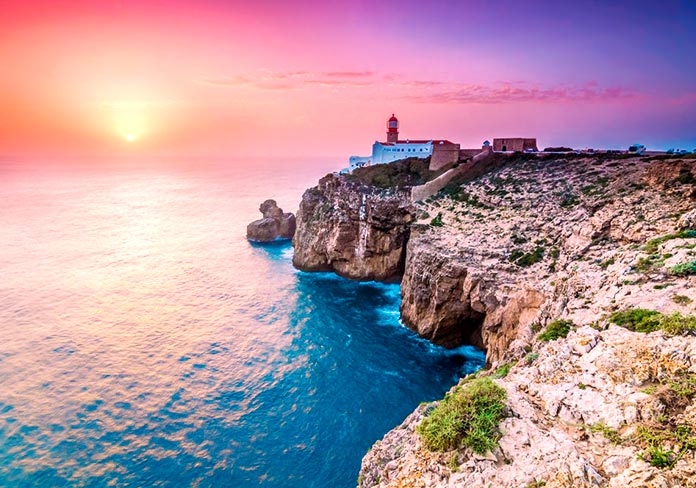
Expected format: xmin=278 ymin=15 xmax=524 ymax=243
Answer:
xmin=246 ymin=199 xmax=296 ymax=242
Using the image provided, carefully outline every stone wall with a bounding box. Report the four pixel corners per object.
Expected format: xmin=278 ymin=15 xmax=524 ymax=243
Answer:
xmin=429 ymin=142 xmax=461 ymax=171
xmin=493 ymin=138 xmax=537 ymax=152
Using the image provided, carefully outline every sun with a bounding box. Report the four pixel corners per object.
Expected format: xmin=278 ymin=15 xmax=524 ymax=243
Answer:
xmin=126 ymin=133 xmax=136 ymax=142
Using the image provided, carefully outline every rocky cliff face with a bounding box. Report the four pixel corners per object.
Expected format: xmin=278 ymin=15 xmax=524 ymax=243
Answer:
xmin=292 ymin=174 xmax=414 ymax=282
xmin=358 ymin=155 xmax=696 ymax=487
xmin=292 ymin=156 xmax=696 ymax=487
xmin=360 ymin=325 xmax=696 ymax=488
xmin=401 ymin=156 xmax=695 ymax=364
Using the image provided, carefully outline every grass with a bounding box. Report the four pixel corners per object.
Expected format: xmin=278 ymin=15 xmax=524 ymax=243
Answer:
xmin=636 ymin=372 xmax=696 ymax=468
xmin=589 ymin=422 xmax=621 ymax=444
xmin=430 ymin=212 xmax=444 ymax=227
xmin=670 ymin=261 xmax=696 ymax=276
xmin=637 ymin=422 xmax=696 ymax=469
xmin=493 ymin=362 xmax=515 ymax=378
xmin=510 ymin=247 xmax=545 ymax=267
xmin=644 ymin=230 xmax=696 ymax=254
xmin=609 ymin=308 xmax=696 ymax=335
xmin=417 ymin=377 xmax=507 ymax=454
xmin=538 ymin=319 xmax=573 ymax=342
xmin=672 ymin=294 xmax=693 ymax=305
xmin=635 ymin=255 xmax=660 ymax=273
xmin=449 ymin=453 xmax=460 ymax=472
xmin=524 ymin=352 xmax=540 ymax=365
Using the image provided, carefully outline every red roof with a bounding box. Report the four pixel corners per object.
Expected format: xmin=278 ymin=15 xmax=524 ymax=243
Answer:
xmin=379 ymin=139 xmax=457 ymax=145
xmin=388 ymin=114 xmax=398 ymax=122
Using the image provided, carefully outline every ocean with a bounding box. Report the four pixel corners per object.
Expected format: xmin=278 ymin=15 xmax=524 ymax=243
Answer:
xmin=0 ymin=157 xmax=484 ymax=487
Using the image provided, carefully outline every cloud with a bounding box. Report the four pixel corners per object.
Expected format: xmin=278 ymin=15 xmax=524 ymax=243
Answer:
xmin=404 ymin=82 xmax=636 ymax=104
xmin=201 ymin=70 xmax=377 ymax=90
xmin=202 ymin=70 xmax=637 ymax=104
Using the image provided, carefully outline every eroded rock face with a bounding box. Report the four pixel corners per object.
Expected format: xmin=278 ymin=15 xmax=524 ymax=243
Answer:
xmin=292 ymin=174 xmax=414 ymax=282
xmin=246 ymin=199 xmax=296 ymax=241
xmin=400 ymin=227 xmax=549 ymax=361
xmin=359 ymin=326 xmax=696 ymax=488
xmin=401 ymin=157 xmax=695 ymax=363
xmin=359 ymin=156 xmax=696 ymax=487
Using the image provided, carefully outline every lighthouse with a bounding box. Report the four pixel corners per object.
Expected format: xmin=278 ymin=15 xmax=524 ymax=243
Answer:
xmin=345 ymin=114 xmax=459 ymax=172
xmin=387 ymin=114 xmax=399 ymax=143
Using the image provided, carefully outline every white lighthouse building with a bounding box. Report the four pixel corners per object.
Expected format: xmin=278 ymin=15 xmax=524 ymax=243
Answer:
xmin=346 ymin=114 xmax=439 ymax=172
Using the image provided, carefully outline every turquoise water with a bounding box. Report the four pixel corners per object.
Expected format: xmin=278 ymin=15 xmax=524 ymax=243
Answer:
xmin=0 ymin=158 xmax=484 ymax=487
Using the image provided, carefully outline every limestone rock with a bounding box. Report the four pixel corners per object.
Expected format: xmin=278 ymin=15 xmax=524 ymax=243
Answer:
xmin=359 ymin=326 xmax=696 ymax=487
xmin=679 ymin=209 xmax=696 ymax=230
xmin=292 ymin=174 xmax=414 ymax=282
xmin=246 ymin=217 xmax=279 ymax=242
xmin=278 ymin=212 xmax=296 ymax=239
xmin=246 ymin=199 xmax=296 ymax=242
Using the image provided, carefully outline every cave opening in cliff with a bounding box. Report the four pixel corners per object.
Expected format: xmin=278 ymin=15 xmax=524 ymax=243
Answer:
xmin=432 ymin=311 xmax=486 ymax=351
xmin=459 ymin=311 xmax=485 ymax=351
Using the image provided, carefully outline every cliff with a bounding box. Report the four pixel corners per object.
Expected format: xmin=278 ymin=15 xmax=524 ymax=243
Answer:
xmin=400 ymin=156 xmax=695 ymax=364
xmin=292 ymin=173 xmax=414 ymax=282
xmin=362 ymin=155 xmax=696 ymax=487
xmin=360 ymin=325 xmax=696 ymax=487
xmin=291 ymin=154 xmax=696 ymax=487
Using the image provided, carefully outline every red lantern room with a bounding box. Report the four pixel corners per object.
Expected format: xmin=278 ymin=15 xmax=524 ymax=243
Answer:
xmin=386 ymin=114 xmax=399 ymax=143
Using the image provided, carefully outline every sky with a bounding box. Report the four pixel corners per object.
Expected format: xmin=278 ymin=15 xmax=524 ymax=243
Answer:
xmin=1 ymin=0 xmax=695 ymax=158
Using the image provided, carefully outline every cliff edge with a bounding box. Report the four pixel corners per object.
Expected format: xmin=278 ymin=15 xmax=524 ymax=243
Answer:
xmin=291 ymin=154 xmax=696 ymax=487
xmin=292 ymin=173 xmax=414 ymax=282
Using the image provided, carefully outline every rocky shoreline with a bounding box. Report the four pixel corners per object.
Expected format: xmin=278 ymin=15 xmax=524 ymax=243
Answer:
xmin=292 ymin=154 xmax=696 ymax=487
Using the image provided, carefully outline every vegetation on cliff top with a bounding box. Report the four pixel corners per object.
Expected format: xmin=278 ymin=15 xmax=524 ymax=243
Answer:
xmin=609 ymin=308 xmax=696 ymax=335
xmin=347 ymin=157 xmax=457 ymax=189
xmin=417 ymin=377 xmax=506 ymax=454
xmin=538 ymin=319 xmax=573 ymax=342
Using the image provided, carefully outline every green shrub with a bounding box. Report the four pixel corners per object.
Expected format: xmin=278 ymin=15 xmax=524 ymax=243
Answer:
xmin=659 ymin=313 xmax=696 ymax=335
xmin=510 ymin=247 xmax=544 ymax=267
xmin=590 ymin=422 xmax=621 ymax=444
xmin=672 ymin=294 xmax=693 ymax=305
xmin=430 ymin=212 xmax=444 ymax=227
xmin=493 ymin=362 xmax=515 ymax=378
xmin=635 ymin=255 xmax=661 ymax=272
xmin=644 ymin=230 xmax=696 ymax=254
xmin=643 ymin=446 xmax=675 ymax=468
xmin=609 ymin=308 xmax=662 ymax=332
xmin=609 ymin=308 xmax=696 ymax=335
xmin=525 ymin=352 xmax=540 ymax=365
xmin=670 ymin=261 xmax=696 ymax=276
xmin=538 ymin=319 xmax=573 ymax=342
xmin=417 ymin=377 xmax=507 ymax=454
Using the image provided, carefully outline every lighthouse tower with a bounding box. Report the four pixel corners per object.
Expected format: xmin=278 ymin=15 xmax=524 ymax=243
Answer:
xmin=386 ymin=114 xmax=399 ymax=143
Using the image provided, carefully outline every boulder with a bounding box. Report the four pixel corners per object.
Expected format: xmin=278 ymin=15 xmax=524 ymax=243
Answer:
xmin=246 ymin=200 xmax=296 ymax=242
xmin=260 ymin=199 xmax=284 ymax=220
xmin=278 ymin=213 xmax=296 ymax=238
xmin=246 ymin=218 xmax=280 ymax=242
xmin=678 ymin=208 xmax=696 ymax=230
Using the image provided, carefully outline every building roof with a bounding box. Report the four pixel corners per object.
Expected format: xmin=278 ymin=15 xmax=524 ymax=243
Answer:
xmin=388 ymin=114 xmax=398 ymax=122
xmin=378 ymin=139 xmax=457 ymax=146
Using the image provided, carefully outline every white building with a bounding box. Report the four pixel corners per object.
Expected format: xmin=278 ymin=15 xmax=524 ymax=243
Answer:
xmin=345 ymin=114 xmax=435 ymax=172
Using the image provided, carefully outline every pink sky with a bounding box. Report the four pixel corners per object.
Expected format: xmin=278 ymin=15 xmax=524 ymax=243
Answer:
xmin=1 ymin=0 xmax=695 ymax=158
